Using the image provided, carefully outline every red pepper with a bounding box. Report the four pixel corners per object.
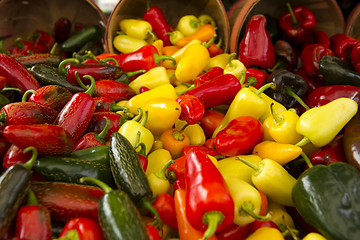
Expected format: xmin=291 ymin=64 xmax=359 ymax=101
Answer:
xmin=0 ymin=102 xmax=59 ymax=127
xmin=143 ymin=6 xmax=172 ymax=46
xmin=295 ymin=68 xmax=323 ymax=94
xmin=0 ymin=137 xmax=10 ymax=161
xmin=152 ymin=193 xmax=178 ymax=229
xmin=305 ymin=85 xmax=360 ymax=108
xmin=58 ymin=217 xmax=105 ymax=240
xmin=139 ymin=86 xmax=150 ymax=93
xmin=250 ymin=220 xmax=281 ymax=233
xmin=309 ymin=134 xmax=346 ymax=166
xmin=94 ymin=79 xmax=136 ymax=102
xmin=110 ymin=44 xmax=175 ymax=72
xmin=182 ymin=145 xmax=221 ymax=158
xmin=194 ymin=66 xmax=224 ymax=87
xmin=199 ymin=109 xmax=225 ymax=139
xmin=208 ymin=42 xmax=224 ymax=57
xmin=2 ymin=144 xmax=33 ymax=170
xmin=330 ymin=33 xmax=359 ymax=62
xmin=204 ymin=137 xmax=216 ymax=149
xmin=351 ymin=41 xmax=360 ymax=73
xmin=94 ymin=97 xmax=128 ymax=112
xmin=145 ymin=224 xmax=162 ymax=240
xmin=215 ymin=116 xmax=264 ymax=157
xmin=238 ymin=14 xmax=275 ymax=69
xmin=28 ymin=85 xmax=73 ymax=112
xmin=138 ymin=152 xmax=148 ymax=172
xmin=14 ymin=189 xmax=52 ymax=240
xmin=9 ymin=39 xmax=38 ymax=56
xmin=300 ymin=43 xmax=334 ymax=78
xmin=31 ymin=181 xmax=104 ymax=223
xmin=173 ymin=177 xmax=186 ymax=192
xmin=183 ymin=74 xmax=241 ymax=108
xmin=176 ymin=95 xmax=205 ymax=125
xmin=0 ymin=54 xmax=41 ymax=93
xmin=31 ymin=30 xmax=56 ymax=52
xmin=3 ymin=124 xmax=74 ymax=156
xmin=278 ymin=3 xmax=317 ymax=45
xmin=54 ymin=17 xmax=72 ymax=43
xmin=167 ymin=155 xmax=186 ymax=182
xmin=304 ymin=30 xmax=330 ymax=48
xmin=86 ymin=112 xmax=121 ymax=141
xmin=54 ymin=74 xmax=96 ymax=142
xmin=244 ymin=68 xmax=268 ymax=89
xmin=216 ymin=223 xmax=252 ymax=240
xmin=185 ymin=151 xmax=234 ymax=238
xmin=0 ymin=76 xmax=7 ymax=91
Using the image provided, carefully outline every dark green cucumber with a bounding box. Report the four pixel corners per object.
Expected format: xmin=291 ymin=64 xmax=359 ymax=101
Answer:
xmin=61 ymin=25 xmax=103 ymax=52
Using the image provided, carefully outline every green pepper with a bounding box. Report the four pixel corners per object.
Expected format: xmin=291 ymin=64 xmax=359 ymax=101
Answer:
xmin=66 ymin=145 xmax=110 ymax=163
xmin=61 ymin=25 xmax=103 ymax=53
xmin=319 ymin=55 xmax=360 ymax=87
xmin=292 ymin=162 xmax=360 ymax=240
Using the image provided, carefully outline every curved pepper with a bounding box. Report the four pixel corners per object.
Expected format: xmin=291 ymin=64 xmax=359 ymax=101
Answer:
xmin=143 ymin=5 xmax=172 ymax=46
xmin=113 ymin=34 xmax=148 ymax=54
xmin=119 ymin=19 xmax=154 ymax=40
xmin=300 ymin=43 xmax=334 ymax=78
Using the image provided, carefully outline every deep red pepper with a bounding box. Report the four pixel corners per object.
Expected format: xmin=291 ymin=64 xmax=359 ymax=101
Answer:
xmin=250 ymin=220 xmax=281 ymax=233
xmin=216 ymin=223 xmax=252 ymax=240
xmin=208 ymin=42 xmax=224 ymax=57
xmin=194 ymin=66 xmax=224 ymax=87
xmin=31 ymin=30 xmax=56 ymax=52
xmin=215 ymin=116 xmax=264 ymax=157
xmin=167 ymin=155 xmax=186 ymax=182
xmin=244 ymin=68 xmax=268 ymax=89
xmin=182 ymin=145 xmax=221 ymax=158
xmin=30 ymin=181 xmax=104 ymax=223
xmin=238 ymin=14 xmax=275 ymax=69
xmin=0 ymin=54 xmax=41 ymax=93
xmin=0 ymin=137 xmax=11 ymax=161
xmin=199 ymin=108 xmax=225 ymax=139
xmin=305 ymin=85 xmax=360 ymax=108
xmin=86 ymin=112 xmax=121 ymax=142
xmin=185 ymin=150 xmax=234 ymax=238
xmin=300 ymin=43 xmax=334 ymax=78
xmin=94 ymin=97 xmax=128 ymax=112
xmin=173 ymin=177 xmax=186 ymax=192
xmin=330 ymin=33 xmax=359 ymax=62
xmin=0 ymin=102 xmax=59 ymax=127
xmin=28 ymin=85 xmax=73 ymax=112
xmin=295 ymin=68 xmax=323 ymax=94
xmin=145 ymin=224 xmax=162 ymax=240
xmin=304 ymin=30 xmax=330 ymax=48
xmin=94 ymin=79 xmax=136 ymax=102
xmin=351 ymin=41 xmax=360 ymax=73
xmin=176 ymin=95 xmax=205 ymax=125
xmin=138 ymin=152 xmax=148 ymax=172
xmin=54 ymin=74 xmax=96 ymax=142
xmin=278 ymin=3 xmax=317 ymax=45
xmin=139 ymin=86 xmax=150 ymax=93
xmin=152 ymin=193 xmax=178 ymax=229
xmin=204 ymin=137 xmax=216 ymax=149
xmin=8 ymin=39 xmax=37 ymax=56
xmin=183 ymin=74 xmax=241 ymax=108
xmin=58 ymin=217 xmax=105 ymax=240
xmin=14 ymin=189 xmax=52 ymax=240
xmin=143 ymin=6 xmax=172 ymax=46
xmin=309 ymin=134 xmax=346 ymax=166
xmin=0 ymin=76 xmax=6 ymax=91
xmin=2 ymin=144 xmax=33 ymax=170
xmin=54 ymin=17 xmax=72 ymax=43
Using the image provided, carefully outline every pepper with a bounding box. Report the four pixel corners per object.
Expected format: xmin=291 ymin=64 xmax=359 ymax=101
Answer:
xmin=329 ymin=33 xmax=359 ymax=62
xmin=303 ymin=30 xmax=330 ymax=48
xmin=278 ymin=3 xmax=316 ymax=45
xmin=264 ymin=69 xmax=308 ymax=109
xmin=193 ymin=66 xmax=224 ymax=87
xmin=14 ymin=189 xmax=52 ymax=240
xmin=245 ymin=68 xmax=268 ymax=89
xmin=0 ymin=53 xmax=41 ymax=93
xmin=300 ymin=43 xmax=334 ymax=78
xmin=152 ymin=193 xmax=178 ymax=229
xmin=302 ymin=233 xmax=327 ymax=240
xmin=351 ymin=41 xmax=360 ymax=73
xmin=86 ymin=112 xmax=122 ymax=141
xmin=208 ymin=41 xmax=224 ymax=58
xmin=206 ymin=53 xmax=230 ymax=70
xmin=199 ymin=109 xmax=225 ymax=139
xmin=113 ymin=34 xmax=148 ymax=54
xmin=175 ymin=119 xmax=206 ymax=146
xmin=176 ymin=24 xmax=217 ymax=48
xmin=147 ymin=160 xmax=175 ymax=198
xmin=146 ymin=148 xmax=172 ymax=176
xmin=54 ymin=17 xmax=72 ymax=43
xmin=246 ymin=227 xmax=285 ymax=240
xmin=319 ymin=55 xmax=360 ymax=87
xmin=274 ymin=40 xmax=297 ymax=72
xmin=292 ymin=162 xmax=360 ymax=240
xmin=162 ymin=39 xmax=201 ymax=69
xmin=119 ymin=19 xmax=154 ymax=40
xmin=129 ymin=66 xmax=170 ymax=94
xmin=160 ymin=127 xmax=190 ymax=159
xmin=143 ymin=5 xmax=172 ymax=46
xmin=61 ymin=25 xmax=102 ymax=53
xmin=238 ymin=14 xmax=275 ymax=69
xmin=223 ymin=53 xmax=247 ymax=80
xmin=176 ymin=95 xmax=205 ymax=125
xmin=216 ymin=223 xmax=252 ymax=240
xmin=14 ymin=53 xmax=63 ymax=67
xmin=309 ymin=134 xmax=346 ymax=166
xmin=58 ymin=217 xmax=104 ymax=240
xmin=30 ymin=181 xmax=104 ymax=223
xmin=185 ymin=151 xmax=234 ymax=238
xmin=93 ymin=97 xmax=129 ymax=113
xmin=2 ymin=144 xmax=32 ymax=170
xmin=215 ymin=116 xmax=264 ymax=157
xmin=343 ymin=104 xmax=360 ymax=170
xmin=94 ymin=79 xmax=136 ymax=102
xmin=176 ymin=15 xmax=200 ymax=37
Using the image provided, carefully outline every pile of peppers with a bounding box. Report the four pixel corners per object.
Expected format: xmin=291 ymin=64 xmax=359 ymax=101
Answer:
xmin=0 ymin=1 xmax=359 ymax=240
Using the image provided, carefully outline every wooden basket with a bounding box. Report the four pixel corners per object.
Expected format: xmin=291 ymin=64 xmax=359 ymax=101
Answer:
xmin=345 ymin=3 xmax=360 ymax=40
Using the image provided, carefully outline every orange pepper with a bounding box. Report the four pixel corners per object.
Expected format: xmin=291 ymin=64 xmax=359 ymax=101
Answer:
xmin=176 ymin=24 xmax=217 ymax=48
xmin=163 ymin=45 xmax=181 ymax=57
xmin=160 ymin=127 xmax=190 ymax=159
xmin=174 ymin=189 xmax=218 ymax=240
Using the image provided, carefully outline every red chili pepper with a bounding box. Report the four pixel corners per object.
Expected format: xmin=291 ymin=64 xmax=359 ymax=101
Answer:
xmin=309 ymin=134 xmax=346 ymax=166
xmin=54 ymin=74 xmax=96 ymax=142
xmin=176 ymin=95 xmax=205 ymax=125
xmin=304 ymin=30 xmax=330 ymax=48
xmin=305 ymin=85 xmax=360 ymax=108
xmin=138 ymin=152 xmax=148 ymax=172
xmin=143 ymin=5 xmax=172 ymax=46
xmin=216 ymin=223 xmax=252 ymax=240
xmin=58 ymin=217 xmax=105 ymax=240
xmin=86 ymin=112 xmax=121 ymax=142
xmin=167 ymin=155 xmax=186 ymax=182
xmin=31 ymin=181 xmax=104 ymax=223
xmin=0 ymin=76 xmax=7 ymax=91
xmin=153 ymin=193 xmax=178 ymax=229
xmin=0 ymin=54 xmax=41 ymax=93
xmin=238 ymin=14 xmax=275 ymax=69
xmin=0 ymin=102 xmax=59 ymax=127
xmin=208 ymin=42 xmax=224 ymax=57
xmin=185 ymin=151 xmax=234 ymax=238
xmin=28 ymin=85 xmax=73 ymax=112
xmin=173 ymin=177 xmax=186 ymax=192
xmin=278 ymin=3 xmax=317 ymax=45
xmin=300 ymin=43 xmax=334 ymax=78
xmin=351 ymin=41 xmax=360 ymax=73
xmin=204 ymin=137 xmax=216 ymax=149
xmin=244 ymin=68 xmax=268 ymax=89
xmin=3 ymin=124 xmax=74 ymax=156
xmin=94 ymin=79 xmax=136 ymax=102
xmin=194 ymin=66 xmax=224 ymax=87
xmin=14 ymin=189 xmax=52 ymax=240
xmin=145 ymin=224 xmax=162 ymax=240
xmin=54 ymin=17 xmax=72 ymax=43
xmin=250 ymin=220 xmax=281 ymax=233
xmin=330 ymin=33 xmax=359 ymax=62
xmin=215 ymin=116 xmax=264 ymax=157
xmin=199 ymin=109 xmax=225 ymax=139
xmin=183 ymin=74 xmax=241 ymax=108
xmin=94 ymin=97 xmax=128 ymax=112
xmin=182 ymin=145 xmax=221 ymax=158
xmin=31 ymin=30 xmax=56 ymax=52
xmin=2 ymin=144 xmax=33 ymax=170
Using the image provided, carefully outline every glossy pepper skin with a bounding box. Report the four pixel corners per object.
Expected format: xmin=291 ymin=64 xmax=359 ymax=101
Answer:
xmin=176 ymin=95 xmax=205 ymax=125
xmin=185 ymin=151 xmax=234 ymax=238
xmin=238 ymin=14 xmax=275 ymax=69
xmin=351 ymin=41 xmax=360 ymax=73
xmin=329 ymin=33 xmax=359 ymax=62
xmin=58 ymin=217 xmax=105 ymax=240
xmin=300 ymin=43 xmax=334 ymax=78
xmin=309 ymin=134 xmax=346 ymax=166
xmin=143 ymin=6 xmax=172 ymax=46
xmin=94 ymin=79 xmax=136 ymax=102
xmin=344 ymin=105 xmax=360 ymax=170
xmin=152 ymin=193 xmax=178 ymax=229
xmin=292 ymin=162 xmax=360 ymax=240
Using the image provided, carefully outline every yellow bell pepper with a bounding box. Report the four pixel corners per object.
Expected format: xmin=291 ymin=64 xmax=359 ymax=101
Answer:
xmin=267 ymin=200 xmax=295 ymax=231
xmin=217 ymin=155 xmax=262 ymax=185
xmin=113 ymin=34 xmax=148 ymax=54
xmin=147 ymin=160 xmax=175 ymax=197
xmin=302 ymin=232 xmax=327 ymax=240
xmin=129 ymin=66 xmax=170 ymax=94
xmin=125 ymin=84 xmax=177 ymax=115
xmin=175 ymin=119 xmax=206 ymax=146
xmin=175 ymin=44 xmax=210 ymax=82
xmin=119 ymin=19 xmax=154 ymax=40
xmin=246 ymin=227 xmax=285 ymax=240
xmin=142 ymin=97 xmax=181 ymax=137
xmin=146 ymin=148 xmax=172 ymax=176
xmin=223 ymin=53 xmax=247 ymax=80
xmin=206 ymin=53 xmax=230 ymax=70
xmin=252 ymin=141 xmax=303 ymax=165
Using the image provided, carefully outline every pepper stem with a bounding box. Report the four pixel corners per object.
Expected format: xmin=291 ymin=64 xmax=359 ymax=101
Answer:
xmin=95 ymin=117 xmax=110 ymax=143
xmin=227 ymin=53 xmax=236 ymax=68
xmin=27 ymin=189 xmax=39 ymax=206
xmin=80 ymin=177 xmax=113 ymax=193
xmin=22 ymin=146 xmax=38 ymax=170
xmin=50 ymin=42 xmax=58 ymax=55
xmin=286 ymin=2 xmax=299 ymax=26
xmin=270 ymin=102 xmax=283 ymax=125
xmin=176 ymin=84 xmax=195 ymax=96
xmin=255 ymin=82 xmax=276 ymax=96
xmin=245 ymin=76 xmax=257 ymax=87
xmin=100 ymin=57 xmax=119 ymax=66
xmin=239 ymin=71 xmax=246 ymax=85
xmin=235 ymin=157 xmax=260 ymax=171
xmin=202 ymin=34 xmax=217 ymax=49
xmin=284 ymin=87 xmax=310 ymax=110
xmin=153 ymin=53 xmax=176 ymax=66
xmin=141 ymin=199 xmax=163 ymax=230
xmin=133 ymin=108 xmax=144 ymax=122
xmin=83 ymin=75 xmax=96 ymax=96
xmin=301 ymin=151 xmax=313 ymax=169
xmin=140 ymin=110 xmax=149 ymax=126
xmin=126 ymin=69 xmax=146 ymax=78
xmin=58 ymin=58 xmax=80 ymax=75
xmin=240 ymin=201 xmax=270 ymax=221
xmin=295 ymin=136 xmax=311 ymax=147
xmin=109 ymin=103 xmax=129 ymax=112
xmin=21 ymin=90 xmax=36 ymax=102
xmin=155 ymin=160 xmax=175 ymax=180
xmin=202 ymin=211 xmax=224 ymax=239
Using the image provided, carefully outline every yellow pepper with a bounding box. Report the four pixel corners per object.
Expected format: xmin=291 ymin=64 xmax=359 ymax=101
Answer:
xmin=252 ymin=141 xmax=303 ymax=166
xmin=175 ymin=44 xmax=210 ymax=82
xmin=142 ymin=97 xmax=181 ymax=137
xmin=246 ymin=227 xmax=285 ymax=240
xmin=152 ymin=39 xmax=163 ymax=55
xmin=162 ymin=39 xmax=201 ymax=69
xmin=223 ymin=53 xmax=247 ymax=80
xmin=176 ymin=15 xmax=200 ymax=36
xmin=119 ymin=19 xmax=154 ymax=40
xmin=206 ymin=53 xmax=230 ymax=70
xmin=113 ymin=34 xmax=148 ymax=54
xmin=168 ymin=30 xmax=185 ymax=45
xmin=267 ymin=200 xmax=295 ymax=231
xmin=198 ymin=14 xmax=216 ymax=28
xmin=217 ymin=155 xmax=262 ymax=185
xmin=237 ymin=157 xmax=297 ymax=207
xmin=175 ymin=119 xmax=206 ymax=146
xmin=128 ymin=66 xmax=170 ymax=94
xmin=147 ymin=160 xmax=175 ymax=198
xmin=262 ymin=116 xmax=275 ymax=141
xmin=146 ymin=148 xmax=172 ymax=176
xmin=302 ymin=232 xmax=327 ymax=240
xmin=125 ymin=84 xmax=177 ymax=115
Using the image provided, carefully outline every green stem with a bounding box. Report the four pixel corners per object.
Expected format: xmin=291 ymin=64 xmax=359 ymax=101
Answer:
xmin=176 ymin=84 xmax=195 ymax=96
xmin=21 ymin=90 xmax=36 ymax=102
xmin=80 ymin=177 xmax=113 ymax=193
xmin=140 ymin=110 xmax=149 ymax=126
xmin=1 ymin=87 xmax=22 ymax=92
xmin=153 ymin=53 xmax=176 ymax=66
xmin=109 ymin=103 xmax=129 ymax=112
xmin=50 ymin=42 xmax=58 ymax=55
xmin=155 ymin=160 xmax=175 ymax=180
xmin=96 ymin=117 xmax=110 ymax=143
xmin=284 ymin=87 xmax=310 ymax=110
xmin=58 ymin=58 xmax=80 ymax=75
xmin=27 ymin=189 xmax=39 ymax=206
xmin=227 ymin=53 xmax=236 ymax=68
xmin=301 ymin=151 xmax=313 ymax=169
xmin=245 ymin=76 xmax=257 ymax=87
xmin=236 ymin=157 xmax=260 ymax=172
xmin=126 ymin=69 xmax=146 ymax=78
xmin=255 ymin=82 xmax=275 ymax=96
xmin=202 ymin=211 xmax=224 ymax=239
xmin=202 ymin=34 xmax=217 ymax=48
xmin=267 ymin=60 xmax=283 ymax=72
xmin=132 ymin=108 xmax=143 ymax=122
xmin=190 ymin=19 xmax=200 ymax=29
xmin=83 ymin=75 xmax=96 ymax=96
xmin=141 ymin=199 xmax=162 ymax=230
xmin=270 ymin=102 xmax=283 ymax=125
xmin=239 ymin=71 xmax=246 ymax=85
xmin=286 ymin=2 xmax=299 ymax=26
xmin=100 ymin=57 xmax=119 ymax=66
xmin=295 ymin=136 xmax=311 ymax=147
xmin=240 ymin=201 xmax=270 ymax=221
xmin=22 ymin=146 xmax=38 ymax=170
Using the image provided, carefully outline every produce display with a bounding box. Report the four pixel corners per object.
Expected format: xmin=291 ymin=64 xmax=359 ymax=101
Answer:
xmin=0 ymin=0 xmax=360 ymax=240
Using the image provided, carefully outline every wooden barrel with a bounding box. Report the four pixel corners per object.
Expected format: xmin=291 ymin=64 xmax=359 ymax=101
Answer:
xmin=345 ymin=3 xmax=360 ymax=40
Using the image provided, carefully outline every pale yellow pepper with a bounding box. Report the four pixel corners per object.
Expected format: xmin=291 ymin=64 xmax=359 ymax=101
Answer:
xmin=206 ymin=53 xmax=230 ymax=70
xmin=246 ymin=227 xmax=285 ymax=240
xmin=129 ymin=66 xmax=170 ymax=94
xmin=175 ymin=119 xmax=206 ymax=146
xmin=146 ymin=148 xmax=172 ymax=176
